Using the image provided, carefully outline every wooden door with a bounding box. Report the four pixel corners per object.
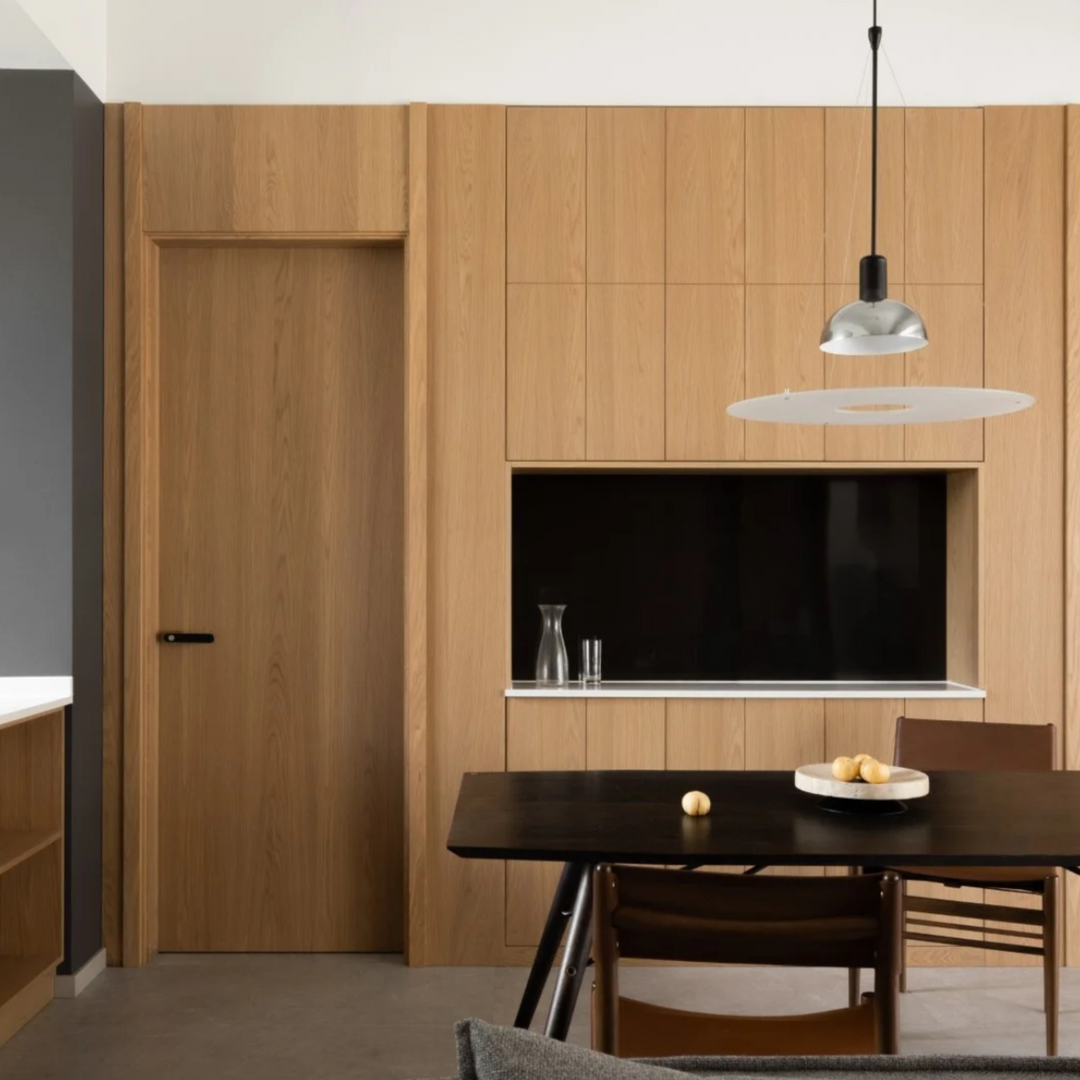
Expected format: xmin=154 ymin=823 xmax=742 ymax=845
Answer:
xmin=157 ymin=245 xmax=404 ymax=951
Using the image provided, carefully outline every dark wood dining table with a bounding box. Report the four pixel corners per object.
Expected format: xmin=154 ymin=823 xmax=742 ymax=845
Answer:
xmin=447 ymin=769 xmax=1080 ymax=1040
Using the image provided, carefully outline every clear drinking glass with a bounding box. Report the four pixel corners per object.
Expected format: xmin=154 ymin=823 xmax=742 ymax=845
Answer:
xmin=580 ymin=638 xmax=602 ymax=687
xmin=535 ymin=604 xmax=569 ymax=687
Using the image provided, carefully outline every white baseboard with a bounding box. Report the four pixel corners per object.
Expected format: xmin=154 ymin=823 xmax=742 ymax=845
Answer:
xmin=54 ymin=948 xmax=107 ymax=999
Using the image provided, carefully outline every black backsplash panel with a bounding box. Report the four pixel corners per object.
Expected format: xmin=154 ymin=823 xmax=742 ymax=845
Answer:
xmin=511 ymin=472 xmax=947 ymax=681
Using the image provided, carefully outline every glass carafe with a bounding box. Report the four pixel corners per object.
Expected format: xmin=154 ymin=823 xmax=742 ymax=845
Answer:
xmin=535 ymin=604 xmax=569 ymax=687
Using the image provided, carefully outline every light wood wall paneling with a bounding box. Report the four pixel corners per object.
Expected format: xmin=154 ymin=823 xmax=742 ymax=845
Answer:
xmin=746 ymin=108 xmax=824 ymax=284
xmin=665 ymin=285 xmax=745 ymax=461
xmin=507 ymin=285 xmax=586 ymax=460
xmin=103 ymin=103 xmax=124 ymax=967
xmin=983 ymin=107 xmax=1065 ymax=969
xmin=906 ymin=109 xmax=983 ymax=284
xmin=1066 ymin=104 xmax=1080 ymax=967
xmin=745 ymin=285 xmax=825 ymax=460
xmin=587 ymin=108 xmax=665 ymax=283
xmin=946 ymin=469 xmax=983 ymax=688
xmin=666 ymin=108 xmax=744 ymax=284
xmin=826 ymin=107 xmax=904 ymax=285
xmin=507 ymin=107 xmax=585 ymax=283
xmin=427 ymin=105 xmax=508 ymax=964
xmin=505 ymin=699 xmax=586 ymax=947
xmin=824 ymin=284 xmax=905 ymax=462
xmin=905 ymin=286 xmax=984 ymax=461
xmin=404 ymin=102 xmax=429 ymax=965
xmin=586 ymin=700 xmax=666 ymax=769
xmin=665 ymin=700 xmax=744 ymax=770
xmin=586 ymin=285 xmax=665 ymax=460
xmin=983 ymin=107 xmax=1065 ymax=738
xmin=142 ymin=106 xmax=408 ymax=233
xmin=745 ymin=700 xmax=825 ymax=769
xmin=122 ymin=102 xmax=158 ymax=968
xmin=824 ymin=699 xmax=904 ymax=766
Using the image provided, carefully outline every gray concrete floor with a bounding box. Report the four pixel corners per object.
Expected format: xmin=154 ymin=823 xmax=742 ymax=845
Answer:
xmin=2 ymin=957 xmax=1078 ymax=1079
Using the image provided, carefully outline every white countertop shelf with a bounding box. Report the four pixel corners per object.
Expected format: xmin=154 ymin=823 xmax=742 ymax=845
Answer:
xmin=0 ymin=677 xmax=73 ymax=731
xmin=506 ymin=680 xmax=985 ymax=700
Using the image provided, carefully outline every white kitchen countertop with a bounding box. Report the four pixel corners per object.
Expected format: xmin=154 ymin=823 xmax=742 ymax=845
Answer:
xmin=506 ymin=680 xmax=985 ymax=700
xmin=0 ymin=676 xmax=73 ymax=731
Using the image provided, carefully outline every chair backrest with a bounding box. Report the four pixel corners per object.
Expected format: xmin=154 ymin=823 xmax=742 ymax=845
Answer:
xmin=592 ymin=866 xmax=901 ymax=1057
xmin=894 ymin=717 xmax=1056 ymax=773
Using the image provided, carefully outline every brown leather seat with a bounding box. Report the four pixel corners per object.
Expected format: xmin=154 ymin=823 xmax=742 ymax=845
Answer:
xmin=850 ymin=716 xmax=1059 ymax=1056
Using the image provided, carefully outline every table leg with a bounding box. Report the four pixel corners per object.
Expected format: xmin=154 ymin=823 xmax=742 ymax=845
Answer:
xmin=544 ymin=861 xmax=594 ymax=1041
xmin=514 ymin=861 xmax=587 ymax=1029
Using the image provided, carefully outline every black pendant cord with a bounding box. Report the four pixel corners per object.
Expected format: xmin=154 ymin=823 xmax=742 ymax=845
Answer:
xmin=869 ymin=0 xmax=881 ymax=256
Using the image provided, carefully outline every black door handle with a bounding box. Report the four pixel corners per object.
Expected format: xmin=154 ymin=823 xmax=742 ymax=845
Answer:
xmin=158 ymin=632 xmax=215 ymax=644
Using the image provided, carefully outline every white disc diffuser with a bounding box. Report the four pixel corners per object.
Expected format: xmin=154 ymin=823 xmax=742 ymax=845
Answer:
xmin=727 ymin=386 xmax=1035 ymax=426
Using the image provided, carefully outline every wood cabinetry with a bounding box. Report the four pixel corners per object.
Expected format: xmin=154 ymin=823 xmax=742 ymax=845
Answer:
xmin=507 ymin=107 xmax=586 ymax=283
xmin=587 ymin=108 xmax=665 ymax=283
xmin=906 ymin=109 xmax=983 ymax=284
xmin=586 ymin=700 xmax=666 ymax=768
xmin=905 ymin=285 xmax=984 ymax=461
xmin=745 ymin=285 xmax=825 ymax=461
xmin=666 ymin=700 xmax=744 ymax=770
xmin=586 ymin=285 xmax=665 ymax=460
xmin=746 ymin=109 xmax=824 ymax=284
xmin=0 ymin=709 xmax=63 ymax=1047
xmin=507 ymin=285 xmax=586 ymax=460
xmin=665 ymin=285 xmax=744 ymax=460
xmin=666 ymin=108 xmax=744 ymax=283
xmin=745 ymin=700 xmax=824 ymax=768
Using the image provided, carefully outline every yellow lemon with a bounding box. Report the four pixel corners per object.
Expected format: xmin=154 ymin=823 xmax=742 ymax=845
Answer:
xmin=831 ymin=756 xmax=860 ymax=782
xmin=681 ymin=790 xmax=711 ymax=816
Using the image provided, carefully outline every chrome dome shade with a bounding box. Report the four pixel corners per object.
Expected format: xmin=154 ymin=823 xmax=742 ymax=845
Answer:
xmin=819 ymin=298 xmax=929 ymax=355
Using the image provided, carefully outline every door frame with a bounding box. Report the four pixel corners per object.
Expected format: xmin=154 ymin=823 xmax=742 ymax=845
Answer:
xmin=106 ymin=103 xmax=429 ymax=966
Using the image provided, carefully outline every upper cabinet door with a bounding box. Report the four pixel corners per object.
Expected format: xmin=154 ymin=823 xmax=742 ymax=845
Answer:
xmin=507 ymin=107 xmax=586 ymax=283
xmin=666 ymin=108 xmax=745 ymax=283
xmin=826 ymin=107 xmax=905 ymax=284
xmin=587 ymin=108 xmax=666 ymax=283
xmin=746 ymin=109 xmax=825 ymax=284
xmin=906 ymin=109 xmax=983 ymax=283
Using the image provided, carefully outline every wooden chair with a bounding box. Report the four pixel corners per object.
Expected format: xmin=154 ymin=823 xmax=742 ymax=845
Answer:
xmin=848 ymin=716 xmax=1059 ymax=1056
xmin=592 ymin=865 xmax=902 ymax=1057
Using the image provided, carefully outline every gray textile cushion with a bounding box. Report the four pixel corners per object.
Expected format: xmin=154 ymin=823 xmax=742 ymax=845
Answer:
xmin=452 ymin=1019 xmax=1080 ymax=1080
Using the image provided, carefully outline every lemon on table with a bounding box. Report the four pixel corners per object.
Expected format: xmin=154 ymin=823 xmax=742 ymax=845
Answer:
xmin=681 ymin=790 xmax=711 ymax=816
xmin=831 ymin=756 xmax=859 ymax=782
xmin=853 ymin=753 xmax=873 ymax=767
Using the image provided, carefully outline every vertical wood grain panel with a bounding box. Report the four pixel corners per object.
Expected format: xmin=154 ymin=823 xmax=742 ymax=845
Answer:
xmin=507 ymin=107 xmax=586 ymax=283
xmin=906 ymin=109 xmax=983 ymax=284
xmin=505 ymin=700 xmax=586 ymax=946
xmin=665 ymin=285 xmax=744 ymax=460
xmin=507 ymin=285 xmax=586 ymax=460
xmin=586 ymin=285 xmax=665 ymax=460
xmin=666 ymin=108 xmax=744 ymax=284
xmin=984 ymin=108 xmax=1064 ymax=741
xmin=427 ymin=105 xmax=507 ymax=964
xmin=745 ymin=285 xmax=825 ymax=460
xmin=1066 ymin=105 xmax=1080 ymax=966
xmin=946 ymin=470 xmax=983 ymax=689
xmin=587 ymin=108 xmax=666 ymax=283
xmin=824 ymin=699 xmax=904 ymax=766
xmin=404 ymin=102 xmax=429 ymax=965
xmin=157 ymin=247 xmax=404 ymax=952
xmin=826 ymin=108 xmax=904 ymax=284
xmin=586 ymin=700 xmax=666 ymax=769
xmin=103 ymin=103 xmax=124 ymax=967
xmin=143 ymin=106 xmax=408 ymax=233
xmin=905 ymin=286 xmax=984 ymax=461
xmin=903 ymin=699 xmax=984 ymax=722
xmin=744 ymin=700 xmax=824 ymax=769
xmin=665 ymin=700 xmax=744 ymax=770
xmin=824 ymin=284 xmax=905 ymax=462
xmin=746 ymin=109 xmax=824 ymax=284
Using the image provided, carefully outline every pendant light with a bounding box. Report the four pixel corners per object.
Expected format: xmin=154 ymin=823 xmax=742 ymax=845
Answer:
xmin=820 ymin=0 xmax=928 ymax=356
xmin=726 ymin=0 xmax=1035 ymax=427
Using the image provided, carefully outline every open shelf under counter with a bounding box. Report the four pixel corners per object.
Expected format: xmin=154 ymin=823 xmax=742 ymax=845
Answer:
xmin=506 ymin=680 xmax=986 ymax=700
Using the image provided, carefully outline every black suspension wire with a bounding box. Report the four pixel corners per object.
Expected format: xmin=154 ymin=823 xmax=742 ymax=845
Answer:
xmin=869 ymin=0 xmax=881 ymax=256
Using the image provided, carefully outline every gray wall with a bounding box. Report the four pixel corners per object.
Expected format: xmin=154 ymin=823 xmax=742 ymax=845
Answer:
xmin=0 ymin=69 xmax=103 ymax=974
